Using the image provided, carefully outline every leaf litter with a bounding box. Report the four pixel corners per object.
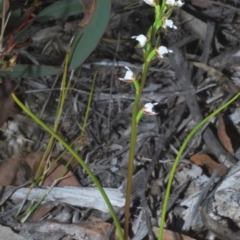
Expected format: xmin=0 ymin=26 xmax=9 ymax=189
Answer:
xmin=1 ymin=0 xmax=240 ymax=239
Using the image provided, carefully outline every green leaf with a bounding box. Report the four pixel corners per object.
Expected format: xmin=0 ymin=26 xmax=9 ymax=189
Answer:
xmin=14 ymin=22 xmax=33 ymax=42
xmin=0 ymin=0 xmax=3 ymax=13
xmin=35 ymin=0 xmax=84 ymax=22
xmin=69 ymin=0 xmax=111 ymax=70
xmin=0 ymin=65 xmax=61 ymax=78
xmin=1 ymin=0 xmax=110 ymax=78
xmin=7 ymin=2 xmax=21 ymax=28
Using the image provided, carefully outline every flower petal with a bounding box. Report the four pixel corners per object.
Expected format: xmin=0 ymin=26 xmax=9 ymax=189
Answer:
xmin=163 ymin=19 xmax=177 ymax=29
xmin=143 ymin=103 xmax=158 ymax=115
xmin=143 ymin=0 xmax=157 ymax=6
xmin=156 ymin=46 xmax=173 ymax=58
xmin=119 ymin=66 xmax=135 ymax=82
xmin=166 ymin=0 xmax=175 ymax=5
xmin=131 ymin=34 xmax=147 ymax=47
xmin=175 ymin=0 xmax=184 ymax=7
xmin=166 ymin=0 xmax=184 ymax=7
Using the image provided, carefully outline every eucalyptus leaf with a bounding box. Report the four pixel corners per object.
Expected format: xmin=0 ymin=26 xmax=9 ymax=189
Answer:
xmin=14 ymin=22 xmax=33 ymax=42
xmin=0 ymin=0 xmax=3 ymax=14
xmin=7 ymin=2 xmax=21 ymax=27
xmin=1 ymin=0 xmax=110 ymax=78
xmin=35 ymin=0 xmax=84 ymax=22
xmin=0 ymin=65 xmax=61 ymax=78
xmin=69 ymin=0 xmax=111 ymax=70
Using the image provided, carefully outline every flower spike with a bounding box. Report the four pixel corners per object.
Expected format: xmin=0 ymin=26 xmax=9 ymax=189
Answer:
xmin=131 ymin=34 xmax=147 ymax=48
xmin=142 ymin=103 xmax=159 ymax=115
xmin=119 ymin=66 xmax=135 ymax=82
xmin=143 ymin=0 xmax=157 ymax=7
xmin=155 ymin=46 xmax=173 ymax=59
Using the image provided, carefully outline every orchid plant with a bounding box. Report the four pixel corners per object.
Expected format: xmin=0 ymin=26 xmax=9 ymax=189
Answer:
xmin=120 ymin=0 xmax=184 ymax=239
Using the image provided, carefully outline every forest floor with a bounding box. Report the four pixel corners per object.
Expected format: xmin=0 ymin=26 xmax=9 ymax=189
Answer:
xmin=1 ymin=0 xmax=240 ymax=239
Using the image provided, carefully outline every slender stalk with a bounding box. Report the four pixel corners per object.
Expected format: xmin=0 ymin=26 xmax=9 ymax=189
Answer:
xmin=140 ymin=61 xmax=151 ymax=93
xmin=124 ymin=60 xmax=151 ymax=240
xmin=124 ymin=94 xmax=139 ymax=240
xmin=158 ymin=92 xmax=240 ymax=240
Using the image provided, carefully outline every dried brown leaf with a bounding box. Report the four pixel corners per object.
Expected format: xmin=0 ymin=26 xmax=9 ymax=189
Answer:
xmin=0 ymin=157 xmax=32 ymax=186
xmin=29 ymin=202 xmax=55 ymax=222
xmin=190 ymin=153 xmax=228 ymax=177
xmin=43 ymin=164 xmax=81 ymax=187
xmin=217 ymin=114 xmax=234 ymax=154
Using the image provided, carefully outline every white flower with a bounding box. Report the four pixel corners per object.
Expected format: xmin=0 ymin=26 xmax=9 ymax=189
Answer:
xmin=166 ymin=0 xmax=175 ymax=5
xmin=162 ymin=19 xmax=177 ymax=29
xmin=166 ymin=0 xmax=184 ymax=7
xmin=119 ymin=66 xmax=135 ymax=82
xmin=175 ymin=0 xmax=184 ymax=7
xmin=143 ymin=103 xmax=158 ymax=115
xmin=143 ymin=0 xmax=157 ymax=7
xmin=131 ymin=34 xmax=147 ymax=47
xmin=156 ymin=46 xmax=173 ymax=58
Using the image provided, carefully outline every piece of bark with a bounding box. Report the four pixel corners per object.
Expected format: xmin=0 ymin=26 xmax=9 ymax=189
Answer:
xmin=10 ymin=186 xmax=125 ymax=213
xmin=199 ymin=207 xmax=240 ymax=240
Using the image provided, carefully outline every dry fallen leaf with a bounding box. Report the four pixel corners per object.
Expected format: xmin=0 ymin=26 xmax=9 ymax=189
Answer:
xmin=190 ymin=153 xmax=228 ymax=177
xmin=0 ymin=152 xmax=81 ymax=187
xmin=0 ymin=157 xmax=33 ymax=186
xmin=217 ymin=114 xmax=234 ymax=154
xmin=29 ymin=202 xmax=55 ymax=222
xmin=43 ymin=163 xmax=81 ymax=187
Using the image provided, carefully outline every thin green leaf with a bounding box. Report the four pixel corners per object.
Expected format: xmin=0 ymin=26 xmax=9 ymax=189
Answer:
xmin=12 ymin=93 xmax=124 ymax=240
xmin=158 ymin=92 xmax=240 ymax=240
xmin=35 ymin=0 xmax=83 ymax=23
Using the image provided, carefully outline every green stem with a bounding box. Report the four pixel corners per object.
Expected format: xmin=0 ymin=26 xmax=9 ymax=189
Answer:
xmin=140 ymin=60 xmax=151 ymax=93
xmin=12 ymin=93 xmax=124 ymax=240
xmin=136 ymin=110 xmax=144 ymax=124
xmin=158 ymin=92 xmax=240 ymax=240
xmin=124 ymin=60 xmax=151 ymax=239
xmin=124 ymin=93 xmax=139 ymax=240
